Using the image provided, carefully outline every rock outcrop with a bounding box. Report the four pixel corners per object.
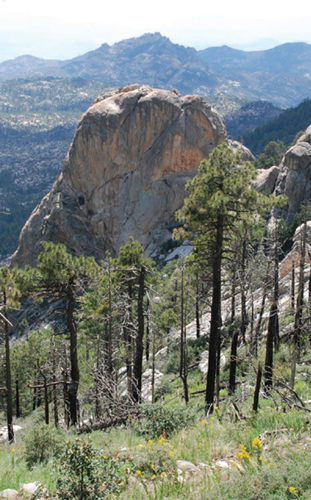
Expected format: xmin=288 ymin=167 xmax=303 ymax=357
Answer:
xmin=11 ymin=84 xmax=226 ymax=267
xmin=252 ymin=165 xmax=280 ymax=193
xmin=273 ymin=125 xmax=311 ymax=223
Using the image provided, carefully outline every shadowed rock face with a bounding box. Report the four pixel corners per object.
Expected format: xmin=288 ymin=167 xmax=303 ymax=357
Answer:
xmin=272 ymin=125 xmax=311 ymax=223
xmin=11 ymin=84 xmax=227 ymax=267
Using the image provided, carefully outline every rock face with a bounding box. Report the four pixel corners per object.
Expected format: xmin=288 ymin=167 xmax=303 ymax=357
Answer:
xmin=252 ymin=165 xmax=280 ymax=193
xmin=11 ymin=84 xmax=226 ymax=267
xmin=273 ymin=125 xmax=311 ymax=223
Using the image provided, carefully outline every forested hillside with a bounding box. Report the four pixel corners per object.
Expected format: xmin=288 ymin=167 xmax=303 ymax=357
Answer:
xmin=0 ymin=77 xmax=109 ymax=258
xmin=1 ymin=145 xmax=311 ymax=499
xmin=3 ymin=34 xmax=311 ymax=258
xmin=242 ymin=98 xmax=311 ymax=154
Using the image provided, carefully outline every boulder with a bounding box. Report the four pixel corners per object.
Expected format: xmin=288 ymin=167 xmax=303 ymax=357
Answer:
xmin=0 ymin=425 xmax=23 ymax=442
xmin=19 ymin=483 xmax=41 ymax=498
xmin=199 ymin=351 xmax=226 ymax=376
xmin=285 ymin=142 xmax=311 ymax=171
xmin=253 ymin=166 xmax=280 ymax=193
xmin=141 ymin=368 xmax=164 ymax=401
xmin=0 ymin=490 xmax=21 ymax=500
xmin=280 ymin=221 xmax=311 ymax=278
xmin=176 ymin=460 xmax=197 ymax=472
xmin=227 ymin=140 xmax=254 ymax=162
xmin=11 ymin=84 xmax=227 ymax=267
xmin=271 ymin=129 xmax=311 ymax=223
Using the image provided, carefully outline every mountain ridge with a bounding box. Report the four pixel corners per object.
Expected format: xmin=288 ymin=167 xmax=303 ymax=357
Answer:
xmin=1 ymin=33 xmax=311 ymax=109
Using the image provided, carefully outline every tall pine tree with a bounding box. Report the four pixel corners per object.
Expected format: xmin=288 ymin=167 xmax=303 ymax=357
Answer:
xmin=177 ymin=143 xmax=283 ymax=413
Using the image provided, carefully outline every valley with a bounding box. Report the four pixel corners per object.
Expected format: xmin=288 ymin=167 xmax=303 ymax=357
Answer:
xmin=1 ymin=33 xmax=311 ymax=500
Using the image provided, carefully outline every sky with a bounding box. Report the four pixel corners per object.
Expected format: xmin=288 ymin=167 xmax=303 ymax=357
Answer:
xmin=1 ymin=0 xmax=311 ymax=62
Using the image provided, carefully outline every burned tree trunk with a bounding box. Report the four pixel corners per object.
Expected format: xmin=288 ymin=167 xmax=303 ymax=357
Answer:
xmin=264 ymin=301 xmax=277 ymax=392
xmin=180 ymin=266 xmax=189 ymax=405
xmin=291 ymin=222 xmax=306 ymax=388
xmin=66 ymin=280 xmax=80 ymax=426
xmin=228 ymin=330 xmax=239 ymax=395
xmin=253 ymin=363 xmax=262 ymax=412
xmin=4 ymin=313 xmax=14 ymax=442
xmin=133 ymin=266 xmax=145 ymax=403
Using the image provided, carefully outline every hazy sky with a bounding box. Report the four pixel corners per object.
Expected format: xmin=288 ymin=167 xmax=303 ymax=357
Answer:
xmin=1 ymin=0 xmax=311 ymax=62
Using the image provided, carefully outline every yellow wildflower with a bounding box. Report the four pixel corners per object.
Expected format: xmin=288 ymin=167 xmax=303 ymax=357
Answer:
xmin=147 ymin=440 xmax=154 ymax=445
xmin=288 ymin=486 xmax=299 ymax=497
xmin=152 ymin=475 xmax=156 ymax=480
xmin=136 ymin=470 xmax=142 ymax=476
xmin=161 ymin=472 xmax=166 ymax=477
xmin=236 ymin=444 xmax=251 ymax=463
xmin=252 ymin=437 xmax=262 ymax=451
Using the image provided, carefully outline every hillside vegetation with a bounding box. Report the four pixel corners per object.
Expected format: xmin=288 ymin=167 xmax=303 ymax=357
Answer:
xmin=242 ymin=99 xmax=311 ymax=155
xmin=1 ymin=146 xmax=311 ymax=499
xmin=3 ymin=34 xmax=311 ymax=258
xmin=0 ymin=77 xmax=109 ymax=258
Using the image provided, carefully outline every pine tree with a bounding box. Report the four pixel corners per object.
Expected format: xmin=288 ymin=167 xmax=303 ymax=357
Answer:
xmin=25 ymin=242 xmax=99 ymax=425
xmin=116 ymin=237 xmax=156 ymax=402
xmin=0 ymin=267 xmax=21 ymax=442
xmin=176 ymin=143 xmax=283 ymax=413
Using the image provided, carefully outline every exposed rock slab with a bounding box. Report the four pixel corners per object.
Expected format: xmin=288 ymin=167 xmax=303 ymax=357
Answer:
xmin=253 ymin=166 xmax=280 ymax=193
xmin=272 ymin=130 xmax=311 ymax=223
xmin=11 ymin=84 xmax=226 ymax=267
xmin=0 ymin=490 xmax=22 ymax=500
xmin=0 ymin=425 xmax=23 ymax=442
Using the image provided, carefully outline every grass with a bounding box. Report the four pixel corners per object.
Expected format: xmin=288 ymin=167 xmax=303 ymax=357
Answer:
xmin=1 ymin=403 xmax=311 ymax=499
xmin=1 ymin=333 xmax=311 ymax=499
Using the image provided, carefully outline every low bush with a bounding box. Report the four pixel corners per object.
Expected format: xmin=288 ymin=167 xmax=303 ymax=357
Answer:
xmin=56 ymin=438 xmax=125 ymax=499
xmin=25 ymin=423 xmax=64 ymax=467
xmin=137 ymin=403 xmax=194 ymax=438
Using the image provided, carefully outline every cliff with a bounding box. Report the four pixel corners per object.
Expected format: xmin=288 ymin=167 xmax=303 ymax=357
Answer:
xmin=11 ymin=84 xmax=227 ymax=266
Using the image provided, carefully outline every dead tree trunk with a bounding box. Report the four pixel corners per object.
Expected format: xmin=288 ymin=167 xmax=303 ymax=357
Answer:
xmin=67 ymin=280 xmax=80 ymax=426
xmin=291 ymin=222 xmax=306 ymax=388
xmin=95 ymin=335 xmax=101 ymax=420
xmin=133 ymin=266 xmax=145 ymax=403
xmin=146 ymin=297 xmax=150 ymax=361
xmin=273 ymin=231 xmax=280 ymax=352
xmin=52 ymin=335 xmax=58 ymax=427
xmin=4 ymin=310 xmax=14 ymax=443
xmin=228 ymin=330 xmax=239 ymax=395
xmin=253 ymin=363 xmax=262 ymax=412
xmin=291 ymin=261 xmax=296 ymax=315
xmin=252 ymin=262 xmax=270 ymax=357
xmin=15 ymin=379 xmax=20 ymax=419
xmin=240 ymin=238 xmax=247 ymax=344
xmin=264 ymin=301 xmax=277 ymax=392
xmin=180 ymin=265 xmax=189 ymax=404
xmin=196 ymin=277 xmax=200 ymax=339
xmin=63 ymin=341 xmax=69 ymax=428
xmin=205 ymin=214 xmax=223 ymax=414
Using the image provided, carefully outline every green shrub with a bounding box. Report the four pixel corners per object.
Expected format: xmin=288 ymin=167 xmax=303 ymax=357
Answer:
xmin=154 ymin=377 xmax=173 ymax=400
xmin=56 ymin=438 xmax=125 ymax=499
xmin=130 ymin=439 xmax=175 ymax=478
xmin=25 ymin=423 xmax=64 ymax=467
xmin=138 ymin=403 xmax=194 ymax=438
